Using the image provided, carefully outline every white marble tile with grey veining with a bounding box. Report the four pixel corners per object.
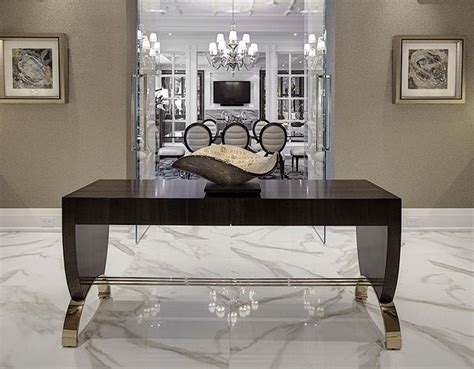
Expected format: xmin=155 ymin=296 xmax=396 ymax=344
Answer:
xmin=0 ymin=227 xmax=472 ymax=369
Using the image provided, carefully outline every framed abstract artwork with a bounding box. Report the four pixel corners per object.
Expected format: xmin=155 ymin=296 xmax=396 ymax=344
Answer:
xmin=392 ymin=36 xmax=465 ymax=104
xmin=0 ymin=34 xmax=68 ymax=103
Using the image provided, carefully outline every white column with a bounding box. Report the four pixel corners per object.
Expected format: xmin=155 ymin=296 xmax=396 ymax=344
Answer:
xmin=266 ymin=44 xmax=278 ymax=121
xmin=188 ymin=45 xmax=198 ymax=124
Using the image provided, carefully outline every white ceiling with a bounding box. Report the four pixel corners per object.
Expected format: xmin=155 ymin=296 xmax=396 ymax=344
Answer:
xmin=139 ymin=0 xmax=324 ymax=35
xmin=140 ymin=0 xmax=322 ymax=17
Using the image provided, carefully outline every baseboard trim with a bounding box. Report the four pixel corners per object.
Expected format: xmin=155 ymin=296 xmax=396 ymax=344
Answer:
xmin=0 ymin=208 xmax=131 ymax=233
xmin=402 ymin=208 xmax=473 ymax=230
xmin=0 ymin=208 xmax=472 ymax=232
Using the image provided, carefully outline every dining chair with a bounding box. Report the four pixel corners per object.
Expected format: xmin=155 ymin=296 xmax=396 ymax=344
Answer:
xmin=259 ymin=123 xmax=288 ymax=179
xmin=202 ymin=119 xmax=218 ymax=142
xmin=290 ymin=146 xmax=306 ymax=172
xmin=252 ymin=119 xmax=270 ymax=142
xmin=184 ymin=122 xmax=212 ymax=153
xmin=221 ymin=122 xmax=250 ymax=149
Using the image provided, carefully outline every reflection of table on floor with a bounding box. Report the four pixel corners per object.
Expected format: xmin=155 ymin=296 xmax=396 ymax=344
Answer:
xmin=62 ymin=179 xmax=402 ymax=349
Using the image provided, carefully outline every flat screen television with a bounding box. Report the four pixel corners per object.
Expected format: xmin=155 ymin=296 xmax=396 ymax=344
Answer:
xmin=213 ymin=81 xmax=250 ymax=106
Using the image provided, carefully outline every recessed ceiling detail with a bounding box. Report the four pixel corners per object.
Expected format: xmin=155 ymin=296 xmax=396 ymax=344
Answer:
xmin=140 ymin=0 xmax=319 ymax=17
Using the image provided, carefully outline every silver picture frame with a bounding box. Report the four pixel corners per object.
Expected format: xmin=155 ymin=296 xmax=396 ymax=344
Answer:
xmin=0 ymin=33 xmax=68 ymax=104
xmin=392 ymin=35 xmax=465 ymax=104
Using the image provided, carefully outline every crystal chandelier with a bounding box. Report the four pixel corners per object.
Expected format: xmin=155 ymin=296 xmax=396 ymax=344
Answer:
xmin=207 ymin=0 xmax=259 ymax=75
xmin=208 ymin=288 xmax=259 ymax=326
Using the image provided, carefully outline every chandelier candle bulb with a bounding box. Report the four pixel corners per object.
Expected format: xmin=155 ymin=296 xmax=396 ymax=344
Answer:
xmin=317 ymin=37 xmax=326 ymax=52
xmin=142 ymin=39 xmax=150 ymax=50
xmin=304 ymin=43 xmax=311 ymax=55
xmin=238 ymin=40 xmax=247 ymax=53
xmin=149 ymin=48 xmax=155 ymax=57
xmin=149 ymin=33 xmax=157 ymax=43
xmin=309 ymin=33 xmax=317 ymax=43
xmin=217 ymin=33 xmax=225 ymax=43
xmin=243 ymin=34 xmax=250 ymax=44
xmin=218 ymin=41 xmax=226 ymax=51
xmin=250 ymin=43 xmax=258 ymax=54
xmin=154 ymin=42 xmax=160 ymax=52
xmin=229 ymin=30 xmax=238 ymax=42
xmin=209 ymin=42 xmax=218 ymax=55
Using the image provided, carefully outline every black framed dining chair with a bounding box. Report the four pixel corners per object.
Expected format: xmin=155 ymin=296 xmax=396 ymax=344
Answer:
xmin=221 ymin=122 xmax=250 ymax=150
xmin=252 ymin=119 xmax=270 ymax=143
xmin=184 ymin=122 xmax=212 ymax=153
xmin=259 ymin=122 xmax=288 ymax=179
xmin=202 ymin=119 xmax=218 ymax=142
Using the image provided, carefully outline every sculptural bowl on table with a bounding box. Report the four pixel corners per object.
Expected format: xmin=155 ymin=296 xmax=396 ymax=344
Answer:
xmin=172 ymin=144 xmax=277 ymax=193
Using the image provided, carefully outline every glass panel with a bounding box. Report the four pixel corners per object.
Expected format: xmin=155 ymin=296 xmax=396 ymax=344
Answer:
xmin=197 ymin=71 xmax=204 ymax=120
xmin=291 ymin=99 xmax=305 ymax=120
xmin=160 ymin=53 xmax=173 ymax=70
xmin=160 ymin=77 xmax=172 ymax=100
xmin=277 ymin=53 xmax=289 ymax=74
xmin=174 ymin=99 xmax=186 ymax=121
xmin=174 ymin=76 xmax=186 ymax=97
xmin=135 ymin=0 xmax=330 ymax=245
xmin=277 ymin=77 xmax=289 ymax=97
xmin=163 ymin=120 xmax=173 ymax=140
xmin=174 ymin=121 xmax=186 ymax=142
xmin=291 ymin=77 xmax=305 ymax=97
xmin=291 ymin=54 xmax=305 ymax=72
xmin=278 ymin=99 xmax=289 ymax=120
xmin=174 ymin=53 xmax=186 ymax=69
xmin=162 ymin=99 xmax=172 ymax=120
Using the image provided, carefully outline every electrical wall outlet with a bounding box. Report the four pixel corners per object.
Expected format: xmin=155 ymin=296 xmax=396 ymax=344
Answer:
xmin=406 ymin=217 xmax=420 ymax=227
xmin=41 ymin=217 xmax=55 ymax=228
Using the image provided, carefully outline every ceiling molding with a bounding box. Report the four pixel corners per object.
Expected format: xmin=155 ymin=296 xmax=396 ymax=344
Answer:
xmin=141 ymin=15 xmax=305 ymax=33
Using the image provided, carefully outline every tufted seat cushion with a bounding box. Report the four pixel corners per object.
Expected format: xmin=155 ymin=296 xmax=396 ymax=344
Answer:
xmin=159 ymin=147 xmax=185 ymax=157
xmin=290 ymin=146 xmax=305 ymax=157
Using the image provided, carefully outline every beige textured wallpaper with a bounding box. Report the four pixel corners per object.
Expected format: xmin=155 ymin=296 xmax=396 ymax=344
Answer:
xmin=0 ymin=0 xmax=135 ymax=207
xmin=334 ymin=0 xmax=474 ymax=207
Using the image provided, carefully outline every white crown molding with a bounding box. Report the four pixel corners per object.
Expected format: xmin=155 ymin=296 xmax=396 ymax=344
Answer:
xmin=141 ymin=16 xmax=307 ymax=33
xmin=0 ymin=208 xmax=472 ymax=232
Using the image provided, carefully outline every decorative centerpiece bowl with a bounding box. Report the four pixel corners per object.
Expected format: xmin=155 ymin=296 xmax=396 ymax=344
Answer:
xmin=172 ymin=144 xmax=277 ymax=186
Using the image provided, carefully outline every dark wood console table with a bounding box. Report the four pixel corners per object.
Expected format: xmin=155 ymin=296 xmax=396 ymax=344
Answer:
xmin=62 ymin=179 xmax=402 ymax=349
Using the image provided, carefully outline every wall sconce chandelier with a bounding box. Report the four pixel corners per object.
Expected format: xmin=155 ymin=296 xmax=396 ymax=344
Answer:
xmin=138 ymin=27 xmax=160 ymax=71
xmin=304 ymin=31 xmax=326 ymax=70
xmin=207 ymin=0 xmax=259 ymax=75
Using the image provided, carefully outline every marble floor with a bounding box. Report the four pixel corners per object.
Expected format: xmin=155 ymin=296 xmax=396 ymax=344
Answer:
xmin=0 ymin=227 xmax=472 ymax=369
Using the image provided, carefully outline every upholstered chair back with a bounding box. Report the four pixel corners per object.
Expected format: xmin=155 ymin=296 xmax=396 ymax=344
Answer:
xmin=252 ymin=119 xmax=269 ymax=142
xmin=202 ymin=119 xmax=218 ymax=141
xmin=260 ymin=123 xmax=287 ymax=154
xmin=184 ymin=123 xmax=212 ymax=152
xmin=222 ymin=123 xmax=250 ymax=149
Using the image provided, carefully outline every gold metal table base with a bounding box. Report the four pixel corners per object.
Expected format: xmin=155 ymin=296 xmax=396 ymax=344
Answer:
xmin=62 ymin=277 xmax=110 ymax=347
xmin=355 ymin=279 xmax=402 ymax=350
xmin=62 ymin=276 xmax=401 ymax=350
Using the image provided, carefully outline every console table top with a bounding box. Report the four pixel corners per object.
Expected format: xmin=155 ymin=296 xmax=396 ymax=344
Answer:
xmin=64 ymin=179 xmax=400 ymax=200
